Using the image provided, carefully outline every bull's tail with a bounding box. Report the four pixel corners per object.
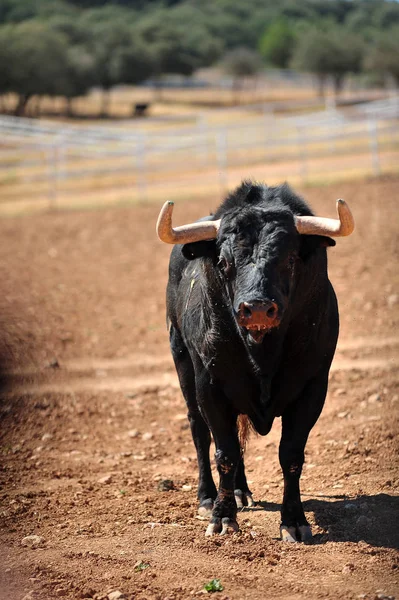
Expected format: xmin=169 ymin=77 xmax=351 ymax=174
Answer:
xmin=237 ymin=414 xmax=254 ymax=453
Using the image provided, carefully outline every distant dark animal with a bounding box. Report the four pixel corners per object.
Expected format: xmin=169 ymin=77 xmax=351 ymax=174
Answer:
xmin=156 ymin=182 xmax=354 ymax=541
xmin=134 ymin=103 xmax=150 ymax=117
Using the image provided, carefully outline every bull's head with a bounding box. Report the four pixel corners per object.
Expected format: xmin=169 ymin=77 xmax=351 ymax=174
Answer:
xmin=157 ymin=190 xmax=354 ymax=343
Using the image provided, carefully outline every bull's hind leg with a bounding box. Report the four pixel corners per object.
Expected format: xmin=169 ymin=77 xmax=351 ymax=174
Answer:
xmin=234 ymin=455 xmax=254 ymax=509
xmin=279 ymin=374 xmax=329 ymax=543
xmin=170 ymin=327 xmax=217 ymax=516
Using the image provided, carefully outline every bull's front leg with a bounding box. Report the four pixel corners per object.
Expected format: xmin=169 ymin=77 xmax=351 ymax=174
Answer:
xmin=205 ymin=439 xmax=241 ymax=536
xmin=195 ymin=366 xmax=241 ymax=536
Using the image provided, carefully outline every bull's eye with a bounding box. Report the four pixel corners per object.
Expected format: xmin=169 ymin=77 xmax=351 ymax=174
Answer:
xmin=218 ymin=256 xmax=232 ymax=277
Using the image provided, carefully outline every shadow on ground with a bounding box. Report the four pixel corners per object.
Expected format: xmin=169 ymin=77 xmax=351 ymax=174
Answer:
xmin=246 ymin=494 xmax=399 ymax=550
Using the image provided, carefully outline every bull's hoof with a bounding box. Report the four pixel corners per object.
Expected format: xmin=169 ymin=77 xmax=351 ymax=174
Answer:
xmin=234 ymin=489 xmax=254 ymax=509
xmin=280 ymin=525 xmax=298 ymax=543
xmin=205 ymin=517 xmax=239 ymax=537
xmin=280 ymin=524 xmax=313 ymax=543
xmin=297 ymin=525 xmax=313 ymax=542
xmin=198 ymin=499 xmax=214 ymax=518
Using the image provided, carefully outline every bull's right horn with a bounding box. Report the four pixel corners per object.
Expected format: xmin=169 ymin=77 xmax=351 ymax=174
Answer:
xmin=295 ymin=199 xmax=354 ymax=237
xmin=156 ymin=201 xmax=221 ymax=244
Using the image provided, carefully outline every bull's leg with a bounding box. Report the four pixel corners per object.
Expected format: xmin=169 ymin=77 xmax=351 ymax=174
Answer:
xmin=170 ymin=327 xmax=216 ymax=515
xmin=193 ymin=371 xmax=241 ymax=536
xmin=279 ymin=374 xmax=328 ymax=543
xmin=234 ymin=455 xmax=254 ymax=509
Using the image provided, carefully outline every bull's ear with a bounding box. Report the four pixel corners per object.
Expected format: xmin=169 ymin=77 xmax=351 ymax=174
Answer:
xmin=299 ymin=235 xmax=336 ymax=260
xmin=182 ymin=240 xmax=217 ymax=261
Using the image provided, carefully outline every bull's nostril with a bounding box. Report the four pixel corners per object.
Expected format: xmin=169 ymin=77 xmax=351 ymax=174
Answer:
xmin=267 ymin=305 xmax=276 ymax=318
xmin=243 ymin=304 xmax=252 ymax=318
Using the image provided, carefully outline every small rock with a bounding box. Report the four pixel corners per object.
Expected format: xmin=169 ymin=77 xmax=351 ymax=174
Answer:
xmin=334 ymin=388 xmax=346 ymax=397
xmin=342 ymin=563 xmax=355 ymax=574
xmin=368 ymin=393 xmax=381 ymax=403
xmin=344 ymin=503 xmax=357 ymax=511
xmin=337 ymin=411 xmax=350 ymax=418
xmin=157 ymin=479 xmax=175 ymax=492
xmin=98 ymin=475 xmax=112 ymax=485
xmin=107 ymin=591 xmax=126 ymax=600
xmin=47 ymin=359 xmax=60 ymax=369
xmin=356 ymin=515 xmax=371 ymax=528
xmin=41 ymin=433 xmax=53 ymax=441
xmin=55 ymin=589 xmax=67 ymax=597
xmin=21 ymin=535 xmax=44 ymax=548
xmin=387 ymin=293 xmax=398 ymax=308
xmin=127 ymin=429 xmax=139 ymax=438
xmin=182 ymin=484 xmax=192 ymax=491
xmin=142 ymin=432 xmax=153 ymax=441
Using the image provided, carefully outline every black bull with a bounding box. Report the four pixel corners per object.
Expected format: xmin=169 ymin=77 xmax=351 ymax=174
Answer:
xmin=160 ymin=182 xmax=353 ymax=541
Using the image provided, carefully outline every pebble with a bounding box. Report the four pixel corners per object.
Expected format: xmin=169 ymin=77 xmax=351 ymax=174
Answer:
xmin=344 ymin=503 xmax=357 ymax=512
xmin=21 ymin=535 xmax=45 ymax=548
xmin=337 ymin=411 xmax=350 ymax=418
xmin=387 ymin=293 xmax=398 ymax=308
xmin=368 ymin=393 xmax=382 ymax=403
xmin=127 ymin=429 xmax=139 ymax=438
xmin=98 ymin=475 xmax=112 ymax=485
xmin=356 ymin=515 xmax=371 ymax=528
xmin=342 ymin=563 xmax=355 ymax=574
xmin=142 ymin=432 xmax=153 ymax=441
xmin=107 ymin=592 xmax=126 ymax=600
xmin=157 ymin=479 xmax=175 ymax=491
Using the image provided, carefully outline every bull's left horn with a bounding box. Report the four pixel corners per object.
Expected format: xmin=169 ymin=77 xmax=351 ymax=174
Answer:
xmin=295 ymin=199 xmax=354 ymax=237
xmin=156 ymin=201 xmax=221 ymax=244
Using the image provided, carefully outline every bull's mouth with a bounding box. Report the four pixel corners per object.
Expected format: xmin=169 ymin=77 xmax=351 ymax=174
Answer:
xmin=243 ymin=323 xmax=278 ymax=344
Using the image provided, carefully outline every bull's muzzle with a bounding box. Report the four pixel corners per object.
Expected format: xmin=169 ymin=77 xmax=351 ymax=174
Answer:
xmin=237 ymin=300 xmax=280 ymax=342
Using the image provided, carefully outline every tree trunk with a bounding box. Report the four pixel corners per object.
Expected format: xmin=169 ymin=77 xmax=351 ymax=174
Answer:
xmin=100 ymin=88 xmax=110 ymax=118
xmin=333 ymin=74 xmax=344 ymax=98
xmin=65 ymin=97 xmax=74 ymax=118
xmin=232 ymin=77 xmax=242 ymax=105
xmin=33 ymin=95 xmax=42 ymax=117
xmin=15 ymin=94 xmax=31 ymax=116
xmin=316 ymin=74 xmax=327 ymax=99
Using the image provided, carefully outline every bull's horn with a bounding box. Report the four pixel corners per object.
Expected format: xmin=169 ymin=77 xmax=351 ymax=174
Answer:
xmin=156 ymin=201 xmax=221 ymax=244
xmin=295 ymin=199 xmax=354 ymax=237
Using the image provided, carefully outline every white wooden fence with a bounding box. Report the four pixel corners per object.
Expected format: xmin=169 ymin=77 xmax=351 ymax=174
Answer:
xmin=0 ymin=97 xmax=398 ymax=212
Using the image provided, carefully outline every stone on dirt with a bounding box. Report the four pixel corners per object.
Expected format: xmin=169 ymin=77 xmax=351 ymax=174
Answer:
xmin=97 ymin=474 xmax=112 ymax=485
xmin=107 ymin=591 xmax=126 ymax=600
xmin=157 ymin=479 xmax=175 ymax=491
xmin=21 ymin=535 xmax=45 ymax=548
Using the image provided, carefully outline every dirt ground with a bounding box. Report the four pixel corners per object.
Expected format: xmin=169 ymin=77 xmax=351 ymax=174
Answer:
xmin=0 ymin=176 xmax=398 ymax=600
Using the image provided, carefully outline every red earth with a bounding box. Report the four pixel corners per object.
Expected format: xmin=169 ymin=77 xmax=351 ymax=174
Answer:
xmin=0 ymin=176 xmax=398 ymax=600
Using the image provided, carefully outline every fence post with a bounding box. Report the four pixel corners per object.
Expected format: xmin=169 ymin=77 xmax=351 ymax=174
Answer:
xmin=47 ymin=143 xmax=58 ymax=210
xmin=135 ymin=134 xmax=147 ymax=201
xmin=197 ymin=114 xmax=209 ymax=167
xmin=296 ymin=124 xmax=307 ymax=183
xmin=368 ymin=119 xmax=380 ymax=177
xmin=216 ymin=130 xmax=228 ymax=196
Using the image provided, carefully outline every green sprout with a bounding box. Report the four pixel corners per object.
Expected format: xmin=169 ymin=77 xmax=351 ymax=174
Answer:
xmin=203 ymin=579 xmax=224 ymax=593
xmin=134 ymin=561 xmax=150 ymax=572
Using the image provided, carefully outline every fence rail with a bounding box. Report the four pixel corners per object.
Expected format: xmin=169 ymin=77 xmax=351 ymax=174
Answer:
xmin=0 ymin=97 xmax=398 ymax=213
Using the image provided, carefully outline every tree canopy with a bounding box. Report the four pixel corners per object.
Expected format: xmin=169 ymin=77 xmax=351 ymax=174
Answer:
xmin=0 ymin=0 xmax=397 ymax=116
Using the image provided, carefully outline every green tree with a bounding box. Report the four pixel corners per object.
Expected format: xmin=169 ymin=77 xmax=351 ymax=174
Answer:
xmin=292 ymin=25 xmax=364 ymax=97
xmin=221 ymin=47 xmax=263 ymax=103
xmin=364 ymin=31 xmax=399 ymax=86
xmin=85 ymin=20 xmax=153 ymax=116
xmin=259 ymin=18 xmax=296 ymax=68
xmin=0 ymin=22 xmax=70 ymax=115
